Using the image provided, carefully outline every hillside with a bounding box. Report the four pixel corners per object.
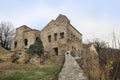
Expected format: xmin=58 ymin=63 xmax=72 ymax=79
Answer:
xmin=0 ymin=46 xmax=9 ymax=54
xmin=98 ymin=48 xmax=120 ymax=79
xmin=0 ymin=49 xmax=64 ymax=80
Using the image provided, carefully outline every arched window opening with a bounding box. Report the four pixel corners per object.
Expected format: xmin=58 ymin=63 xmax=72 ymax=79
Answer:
xmin=24 ymin=39 xmax=28 ymax=46
xmin=14 ymin=41 xmax=17 ymax=48
xmin=36 ymin=37 xmax=39 ymax=40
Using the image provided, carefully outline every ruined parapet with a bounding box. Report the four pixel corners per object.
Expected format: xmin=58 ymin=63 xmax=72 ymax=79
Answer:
xmin=58 ymin=51 xmax=88 ymax=80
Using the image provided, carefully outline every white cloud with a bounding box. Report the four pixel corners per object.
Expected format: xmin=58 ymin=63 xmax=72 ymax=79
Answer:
xmin=0 ymin=0 xmax=120 ymax=46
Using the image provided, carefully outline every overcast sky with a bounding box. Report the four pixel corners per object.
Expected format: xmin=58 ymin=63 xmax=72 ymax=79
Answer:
xmin=0 ymin=0 xmax=120 ymax=43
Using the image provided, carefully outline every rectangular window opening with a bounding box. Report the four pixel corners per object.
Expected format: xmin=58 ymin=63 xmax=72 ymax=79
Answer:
xmin=60 ymin=32 xmax=64 ymax=39
xmin=54 ymin=33 xmax=57 ymax=41
xmin=48 ymin=35 xmax=51 ymax=42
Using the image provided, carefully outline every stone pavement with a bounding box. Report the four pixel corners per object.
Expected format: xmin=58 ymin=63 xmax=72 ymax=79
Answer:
xmin=58 ymin=51 xmax=88 ymax=80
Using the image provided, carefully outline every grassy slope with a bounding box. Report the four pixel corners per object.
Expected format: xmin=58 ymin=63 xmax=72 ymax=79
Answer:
xmin=0 ymin=54 xmax=64 ymax=80
xmin=0 ymin=46 xmax=9 ymax=54
xmin=0 ymin=66 xmax=59 ymax=80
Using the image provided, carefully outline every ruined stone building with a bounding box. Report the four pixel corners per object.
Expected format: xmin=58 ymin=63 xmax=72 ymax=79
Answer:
xmin=11 ymin=14 xmax=82 ymax=56
xmin=11 ymin=14 xmax=101 ymax=80
xmin=11 ymin=26 xmax=41 ymax=51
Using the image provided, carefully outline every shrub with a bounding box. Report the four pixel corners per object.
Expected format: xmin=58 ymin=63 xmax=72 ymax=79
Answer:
xmin=28 ymin=37 xmax=44 ymax=57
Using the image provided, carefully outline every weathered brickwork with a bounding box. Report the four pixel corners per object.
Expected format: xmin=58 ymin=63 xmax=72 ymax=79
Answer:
xmin=11 ymin=25 xmax=41 ymax=51
xmin=11 ymin=14 xmax=82 ymax=56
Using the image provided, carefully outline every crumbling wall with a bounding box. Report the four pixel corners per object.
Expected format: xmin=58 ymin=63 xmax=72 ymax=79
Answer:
xmin=11 ymin=25 xmax=41 ymax=51
xmin=81 ymin=44 xmax=100 ymax=80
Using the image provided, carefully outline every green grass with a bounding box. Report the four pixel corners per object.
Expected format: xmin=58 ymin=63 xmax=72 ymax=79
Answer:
xmin=0 ymin=66 xmax=60 ymax=80
xmin=0 ymin=67 xmax=59 ymax=80
xmin=0 ymin=56 xmax=64 ymax=80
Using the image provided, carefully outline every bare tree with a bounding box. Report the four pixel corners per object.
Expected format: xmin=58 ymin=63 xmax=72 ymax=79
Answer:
xmin=111 ymin=31 xmax=120 ymax=49
xmin=91 ymin=38 xmax=112 ymax=79
xmin=93 ymin=38 xmax=108 ymax=52
xmin=112 ymin=32 xmax=117 ymax=48
xmin=0 ymin=21 xmax=15 ymax=50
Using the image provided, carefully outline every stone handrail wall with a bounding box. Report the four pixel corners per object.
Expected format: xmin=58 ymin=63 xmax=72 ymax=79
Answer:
xmin=58 ymin=51 xmax=88 ymax=80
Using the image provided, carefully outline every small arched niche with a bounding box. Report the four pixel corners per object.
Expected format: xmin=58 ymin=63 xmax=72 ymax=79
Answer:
xmin=24 ymin=39 xmax=28 ymax=46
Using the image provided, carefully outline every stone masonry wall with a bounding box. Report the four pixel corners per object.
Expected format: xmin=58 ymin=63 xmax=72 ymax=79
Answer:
xmin=41 ymin=14 xmax=82 ymax=56
xmin=11 ymin=25 xmax=40 ymax=51
xmin=11 ymin=14 xmax=82 ymax=57
xmin=58 ymin=51 xmax=88 ymax=80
